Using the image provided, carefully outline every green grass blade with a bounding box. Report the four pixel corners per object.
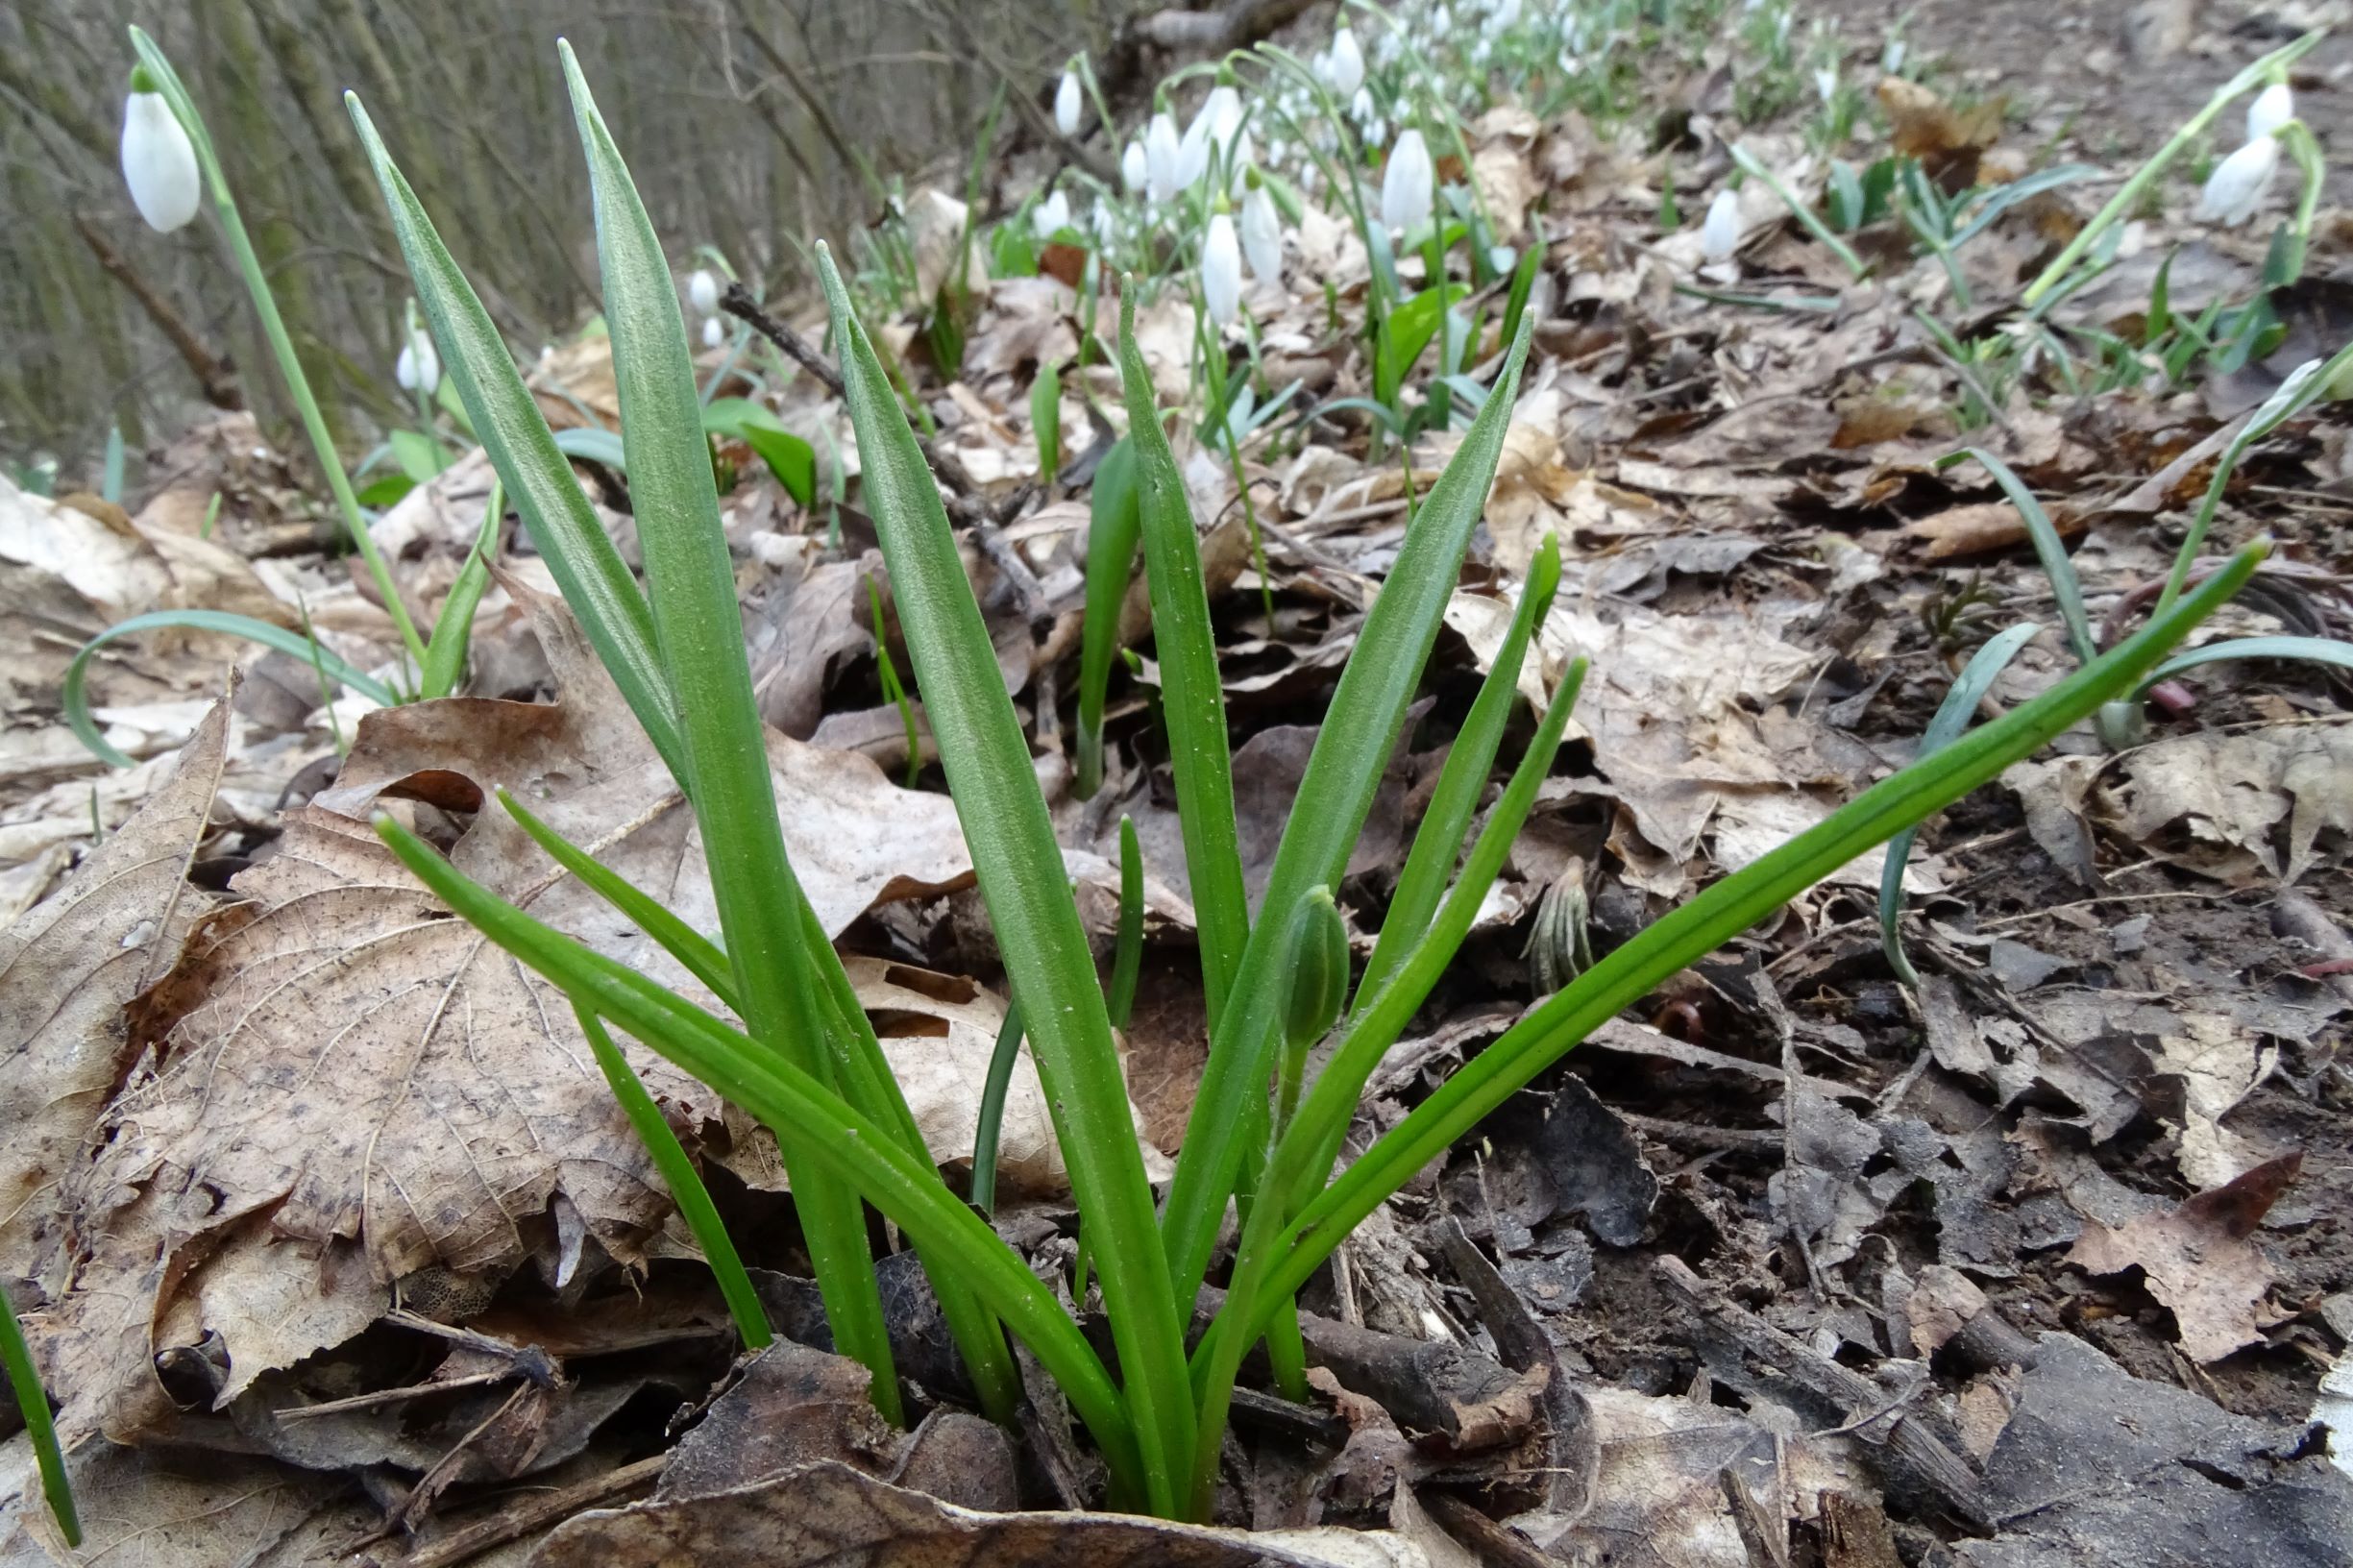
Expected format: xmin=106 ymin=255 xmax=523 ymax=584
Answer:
xmin=1937 ymin=448 xmax=2097 ymax=668
xmin=346 ymin=93 xmax=683 ymax=778
xmin=821 ymin=245 xmax=1196 ymax=1517
xmin=1160 ymin=312 xmax=1538 ymax=1317
xmin=499 ymin=789 xmax=736 ymax=1000
xmin=1188 ymin=656 xmax=1584 ymax=1513
xmin=1880 ymin=623 xmax=2040 ymax=989
xmin=1243 ymin=543 xmax=2267 ymax=1335
xmin=67 ymin=610 xmax=396 ymax=768
xmin=420 ymin=486 xmax=500 ymax=698
xmin=374 ymin=815 xmax=1125 ymax=1484
xmin=1033 ymin=361 xmax=1064 ymax=487
xmin=1115 ymin=291 xmax=1251 ymax=1033
xmin=573 ymin=1005 xmax=772 ymax=1349
xmin=1356 ymin=533 xmax=1559 ymax=1011
xmin=560 ymin=45 xmax=896 ymax=1422
xmin=1076 ymin=437 xmax=1141 ymax=800
xmin=969 ymin=1002 xmax=1023 ymax=1216
xmin=0 ymin=1280 xmax=78 ymax=1546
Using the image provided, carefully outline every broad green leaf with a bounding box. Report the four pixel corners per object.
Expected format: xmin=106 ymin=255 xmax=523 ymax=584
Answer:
xmin=1115 ymin=292 xmax=1250 ymax=1034
xmin=560 ymin=45 xmax=897 ymax=1420
xmin=822 ymin=245 xmax=1197 ymax=1518
xmin=388 ymin=428 xmax=452 ymax=483
xmin=347 ymin=93 xmax=682 ymax=776
xmin=1160 ymin=312 xmax=1538 ymax=1323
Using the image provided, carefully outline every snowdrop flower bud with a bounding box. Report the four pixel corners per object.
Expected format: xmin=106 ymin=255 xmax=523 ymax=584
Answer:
xmin=395 ymin=330 xmax=440 ymax=396
xmin=1093 ymin=204 xmax=1116 ymax=245
xmin=2247 ymin=81 xmax=2293 ymax=141
xmin=1351 ymin=86 xmax=1377 ymax=127
xmin=1492 ymin=0 xmax=1521 ymax=30
xmin=1056 ymin=67 xmax=1085 ymax=137
xmin=1881 ymin=38 xmax=1906 ymax=73
xmin=1701 ymin=188 xmax=1742 ymax=260
xmin=1240 ymin=182 xmax=1283 ymax=283
xmin=1489 ymin=244 xmax=1515 ymax=274
xmin=702 ymin=316 xmax=724 ymax=349
xmin=1180 ymin=86 xmax=1241 ymax=189
xmin=1202 ymin=211 xmax=1242 ymax=326
xmin=1381 ymin=128 xmax=1434 ymax=235
xmin=1434 ymin=7 xmax=1452 ymax=35
xmin=2196 ymin=135 xmax=2281 ymax=227
xmin=120 ymin=72 xmax=200 ymax=234
xmin=1033 ymin=189 xmax=1071 ymax=239
xmin=1330 ymin=26 xmax=1365 ymax=97
xmin=1146 ymin=111 xmax=1183 ymax=204
xmin=1122 ymin=139 xmax=1148 ymax=192
xmin=1815 ymin=65 xmax=1838 ymax=103
xmin=688 ymin=268 xmax=720 ymax=316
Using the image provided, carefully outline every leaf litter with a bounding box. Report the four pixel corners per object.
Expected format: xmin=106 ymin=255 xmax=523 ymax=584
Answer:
xmin=6 ymin=2 xmax=2353 ymax=1562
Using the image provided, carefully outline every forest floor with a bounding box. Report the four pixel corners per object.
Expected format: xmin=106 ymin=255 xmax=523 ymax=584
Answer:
xmin=2 ymin=0 xmax=2351 ymax=1564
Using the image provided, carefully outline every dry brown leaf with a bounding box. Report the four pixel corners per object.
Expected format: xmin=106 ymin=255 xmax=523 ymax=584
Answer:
xmin=1901 ymin=501 xmax=2076 ymax=559
xmin=0 ymin=690 xmax=230 ymax=1277
xmin=2103 ymin=723 xmax=2353 ymax=885
xmin=2067 ymin=1153 xmax=2301 ymax=1362
xmin=0 ymin=1431 xmax=367 ymax=1564
xmin=34 ymin=803 xmax=700 ymax=1441
xmin=535 ymin=1458 xmax=1430 ymax=1567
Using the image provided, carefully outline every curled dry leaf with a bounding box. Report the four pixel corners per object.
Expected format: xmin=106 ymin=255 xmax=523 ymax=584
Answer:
xmin=0 ymin=689 xmax=230 ymax=1276
xmin=2067 ymin=1153 xmax=2302 ymax=1363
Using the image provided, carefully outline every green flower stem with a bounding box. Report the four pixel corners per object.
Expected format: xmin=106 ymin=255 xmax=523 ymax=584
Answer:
xmin=129 ymin=27 xmax=426 ymax=674
xmin=0 ymin=1281 xmax=78 ymax=1547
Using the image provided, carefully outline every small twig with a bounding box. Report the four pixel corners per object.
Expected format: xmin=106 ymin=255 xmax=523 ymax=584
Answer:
xmin=370 ymin=1454 xmax=666 ymax=1568
xmin=721 ymin=282 xmax=844 ymax=397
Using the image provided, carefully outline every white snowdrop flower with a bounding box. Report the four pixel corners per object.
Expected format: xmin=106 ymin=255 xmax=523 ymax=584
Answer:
xmin=1225 ymin=129 xmax=1254 ymax=191
xmin=1489 ymin=244 xmax=1514 ymax=274
xmin=1033 ymin=189 xmax=1071 ymax=238
xmin=1881 ymin=38 xmax=1906 ymax=73
xmin=1240 ymin=182 xmax=1283 ymax=282
xmin=2247 ymin=81 xmax=2294 ymax=141
xmin=395 ymin=330 xmax=439 ymax=396
xmin=1434 ymin=7 xmax=1452 ymax=36
xmin=1701 ymin=187 xmax=1742 ymax=260
xmin=1056 ymin=67 xmax=1085 ymax=137
xmin=687 ymin=268 xmax=720 ymax=316
xmin=701 ymin=316 xmax=724 ymax=349
xmin=1472 ymin=39 xmax=1491 ymax=66
xmin=1313 ymin=48 xmax=1335 ymax=86
xmin=120 ymin=81 xmax=200 ymax=233
xmin=1492 ymin=0 xmax=1521 ymax=29
xmin=1558 ymin=47 xmax=1581 ymax=75
xmin=1351 ymin=86 xmax=1377 ymax=127
xmin=2196 ymin=135 xmax=2281 ymax=226
xmin=1327 ymin=20 xmax=1364 ymax=91
xmin=1815 ymin=65 xmax=1838 ymax=103
xmin=1202 ymin=211 xmax=1242 ymax=326
xmin=1122 ymin=139 xmax=1148 ymax=192
xmin=1180 ymin=86 xmax=1242 ymax=189
xmin=1146 ymin=111 xmax=1183 ymax=203
xmin=1092 ymin=204 xmax=1116 ymax=245
xmin=1381 ymin=128 xmax=1434 ymax=234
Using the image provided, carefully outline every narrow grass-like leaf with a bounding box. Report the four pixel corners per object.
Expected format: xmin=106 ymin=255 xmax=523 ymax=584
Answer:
xmin=1108 ymin=815 xmax=1144 ymax=1029
xmin=2138 ymin=633 xmax=2353 ymax=694
xmin=869 ymin=578 xmax=922 ymax=788
xmin=1033 ymin=361 xmax=1064 ymax=487
xmin=1241 ymin=544 xmax=2267 ymax=1338
xmin=346 ymin=94 xmax=683 ymax=778
xmin=1356 ymin=534 xmax=1560 ymax=1010
xmin=1115 ymin=290 xmax=1251 ymax=1033
xmin=0 ymin=1280 xmax=77 ymax=1546
xmin=1160 ymin=312 xmax=1538 ymax=1317
xmin=67 ymin=610 xmax=395 ymax=768
xmin=1879 ymin=622 xmax=2041 ymax=989
xmin=969 ymin=1002 xmax=1023 ymax=1217
xmin=1937 ymin=448 xmax=2097 ymax=667
xmin=420 ymin=487 xmax=501 ymax=698
xmin=1076 ymin=439 xmax=1140 ymax=799
xmin=574 ymin=1005 xmax=772 ymax=1348
xmin=560 ymin=47 xmax=897 ymax=1420
xmin=821 ymin=245 xmax=1196 ymax=1517
xmin=1189 ymin=656 xmax=1584 ymax=1514
xmin=374 ymin=816 xmax=1127 ymax=1486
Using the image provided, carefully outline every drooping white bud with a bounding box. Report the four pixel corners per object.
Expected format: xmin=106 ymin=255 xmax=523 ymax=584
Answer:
xmin=1491 ymin=0 xmax=1521 ymax=31
xmin=1122 ymin=139 xmax=1148 ymax=192
xmin=1033 ymin=189 xmax=1071 ymax=239
xmin=1815 ymin=65 xmax=1838 ymax=103
xmin=1202 ymin=211 xmax=1242 ymax=326
xmin=1180 ymin=86 xmax=1242 ymax=189
xmin=1329 ymin=26 xmax=1365 ymax=98
xmin=1240 ymin=183 xmax=1283 ymax=283
xmin=2196 ymin=135 xmax=2281 ymax=227
xmin=1350 ymin=86 xmax=1377 ymax=127
xmin=688 ymin=268 xmax=720 ymax=316
xmin=2247 ymin=81 xmax=2294 ymax=141
xmin=1701 ymin=187 xmax=1742 ymax=260
xmin=395 ymin=330 xmax=439 ymax=396
xmin=1055 ymin=68 xmax=1084 ymax=137
xmin=1146 ymin=111 xmax=1183 ymax=204
xmin=120 ymin=88 xmax=200 ymax=233
xmin=1488 ymin=244 xmax=1515 ymax=275
xmin=1381 ymin=128 xmax=1434 ymax=235
xmin=702 ymin=316 xmax=724 ymax=349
